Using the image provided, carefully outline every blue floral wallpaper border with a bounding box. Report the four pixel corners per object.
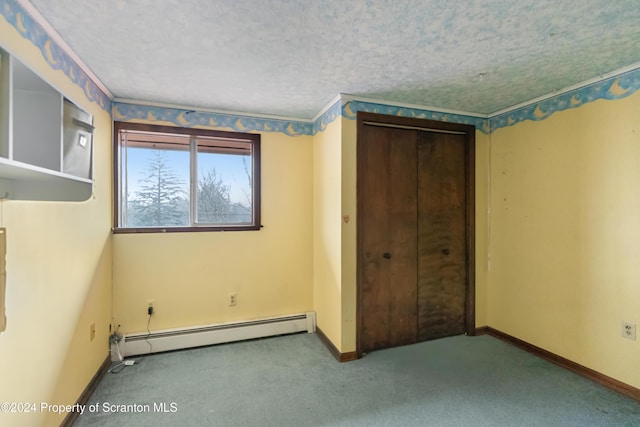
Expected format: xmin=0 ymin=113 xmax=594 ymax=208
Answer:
xmin=489 ymin=67 xmax=640 ymax=131
xmin=0 ymin=0 xmax=111 ymax=111
xmin=313 ymin=99 xmax=343 ymax=134
xmin=113 ymin=102 xmax=314 ymax=137
xmin=342 ymin=100 xmax=491 ymax=134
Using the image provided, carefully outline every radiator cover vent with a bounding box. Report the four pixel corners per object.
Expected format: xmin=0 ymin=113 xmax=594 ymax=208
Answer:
xmin=112 ymin=312 xmax=316 ymax=360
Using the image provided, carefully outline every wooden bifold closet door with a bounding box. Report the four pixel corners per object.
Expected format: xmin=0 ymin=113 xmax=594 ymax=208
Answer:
xmin=357 ymin=112 xmax=475 ymax=356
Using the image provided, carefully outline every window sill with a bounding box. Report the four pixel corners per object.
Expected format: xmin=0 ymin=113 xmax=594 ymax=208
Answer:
xmin=112 ymin=225 xmax=262 ymax=234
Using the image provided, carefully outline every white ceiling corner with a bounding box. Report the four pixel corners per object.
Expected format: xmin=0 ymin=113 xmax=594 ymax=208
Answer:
xmin=16 ymin=0 xmax=113 ymax=99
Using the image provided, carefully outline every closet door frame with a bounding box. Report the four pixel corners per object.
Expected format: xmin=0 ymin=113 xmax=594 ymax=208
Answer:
xmin=355 ymin=111 xmax=476 ymax=358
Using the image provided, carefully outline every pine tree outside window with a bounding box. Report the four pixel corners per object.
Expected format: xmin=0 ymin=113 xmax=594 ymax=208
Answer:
xmin=114 ymin=122 xmax=260 ymax=232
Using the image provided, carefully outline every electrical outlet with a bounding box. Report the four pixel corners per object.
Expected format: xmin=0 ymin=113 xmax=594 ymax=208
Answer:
xmin=146 ymin=299 xmax=155 ymax=315
xmin=622 ymin=321 xmax=636 ymax=340
xmin=90 ymin=323 xmax=96 ymax=341
xmin=229 ymin=292 xmax=237 ymax=306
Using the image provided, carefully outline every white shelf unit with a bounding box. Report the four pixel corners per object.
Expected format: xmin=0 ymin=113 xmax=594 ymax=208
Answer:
xmin=0 ymin=47 xmax=93 ymax=202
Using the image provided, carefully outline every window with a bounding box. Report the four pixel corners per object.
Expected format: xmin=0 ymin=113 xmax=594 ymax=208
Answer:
xmin=113 ymin=122 xmax=260 ymax=232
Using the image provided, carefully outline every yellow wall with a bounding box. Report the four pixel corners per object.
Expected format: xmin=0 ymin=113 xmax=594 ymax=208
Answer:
xmin=312 ymin=115 xmax=376 ymax=354
xmin=488 ymin=91 xmax=640 ymax=388
xmin=340 ymin=118 xmax=357 ymax=351
xmin=0 ymin=19 xmax=112 ymax=427
xmin=312 ymin=119 xmax=343 ymax=348
xmin=475 ymin=130 xmax=491 ymax=327
xmin=113 ymin=126 xmax=314 ymax=334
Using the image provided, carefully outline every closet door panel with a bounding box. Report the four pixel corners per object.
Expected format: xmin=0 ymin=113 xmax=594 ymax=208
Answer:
xmin=359 ymin=125 xmax=418 ymax=353
xmin=417 ymin=131 xmax=467 ymax=341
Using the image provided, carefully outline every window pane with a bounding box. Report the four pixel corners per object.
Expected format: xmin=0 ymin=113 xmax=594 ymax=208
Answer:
xmin=122 ymin=145 xmax=190 ymax=227
xmin=196 ymin=146 xmax=252 ymax=224
xmin=115 ymin=122 xmax=260 ymax=232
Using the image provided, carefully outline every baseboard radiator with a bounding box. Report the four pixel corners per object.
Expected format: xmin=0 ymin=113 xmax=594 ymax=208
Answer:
xmin=113 ymin=312 xmax=316 ymax=360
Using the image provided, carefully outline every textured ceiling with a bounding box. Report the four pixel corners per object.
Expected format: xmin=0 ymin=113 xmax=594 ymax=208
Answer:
xmin=26 ymin=0 xmax=640 ymax=119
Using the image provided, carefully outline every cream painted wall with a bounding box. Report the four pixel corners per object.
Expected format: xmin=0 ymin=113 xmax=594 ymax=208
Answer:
xmin=475 ymin=130 xmax=490 ymax=327
xmin=44 ymin=241 xmax=111 ymax=427
xmin=113 ymin=127 xmax=313 ymax=334
xmin=340 ymin=118 xmax=357 ymax=351
xmin=488 ymin=91 xmax=640 ymax=388
xmin=313 ymin=119 xmax=343 ymax=349
xmin=0 ymin=19 xmax=112 ymax=427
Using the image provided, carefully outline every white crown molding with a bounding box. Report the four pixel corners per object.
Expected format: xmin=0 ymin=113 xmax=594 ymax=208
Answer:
xmin=113 ymin=98 xmax=314 ymax=123
xmin=17 ymin=0 xmax=113 ymax=100
xmin=311 ymin=94 xmax=343 ymax=122
xmin=490 ymin=61 xmax=640 ymax=118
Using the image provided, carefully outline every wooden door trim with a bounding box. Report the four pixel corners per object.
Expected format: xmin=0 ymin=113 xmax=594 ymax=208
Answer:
xmin=356 ymin=112 xmax=476 ymax=358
